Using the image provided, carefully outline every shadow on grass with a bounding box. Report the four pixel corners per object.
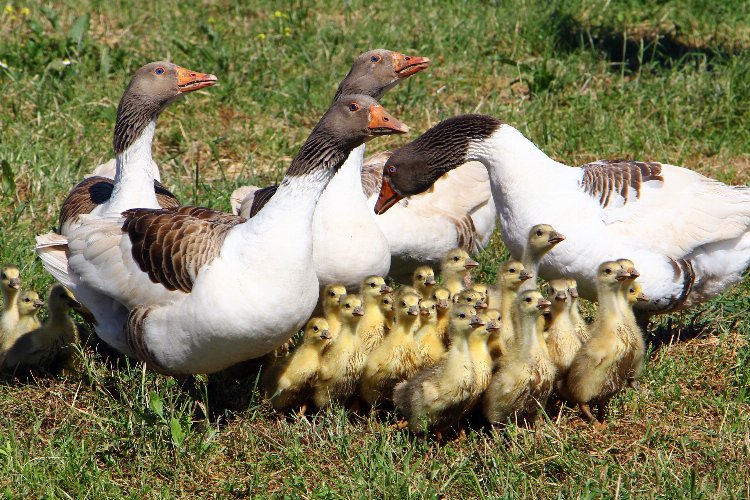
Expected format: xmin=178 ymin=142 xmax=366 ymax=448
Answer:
xmin=645 ymin=310 xmax=732 ymax=352
xmin=553 ymin=12 xmax=745 ymax=73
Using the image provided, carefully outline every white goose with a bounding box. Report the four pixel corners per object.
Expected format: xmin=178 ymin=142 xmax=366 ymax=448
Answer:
xmin=39 ymin=96 xmax=408 ymax=375
xmin=375 ymin=115 xmax=750 ymax=314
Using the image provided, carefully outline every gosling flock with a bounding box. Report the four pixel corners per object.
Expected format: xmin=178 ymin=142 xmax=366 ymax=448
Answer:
xmin=1 ymin=48 xmax=749 ymax=435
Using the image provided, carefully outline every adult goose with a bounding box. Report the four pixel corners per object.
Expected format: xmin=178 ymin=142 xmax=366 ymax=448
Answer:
xmin=232 ymin=49 xmax=429 ymax=289
xmin=46 ymin=96 xmax=407 ymax=375
xmin=374 ymin=115 xmax=750 ymax=314
xmin=57 ymin=61 xmax=217 ymax=236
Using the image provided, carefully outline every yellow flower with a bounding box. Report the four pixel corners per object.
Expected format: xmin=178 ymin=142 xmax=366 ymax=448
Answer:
xmin=3 ymin=4 xmax=14 ymax=15
xmin=207 ymin=16 xmax=215 ymax=24
xmin=274 ymin=10 xmax=286 ymax=18
xmin=284 ymin=27 xmax=292 ymax=37
xmin=20 ymin=6 xmax=29 ymax=16
xmin=257 ymin=33 xmax=266 ymax=40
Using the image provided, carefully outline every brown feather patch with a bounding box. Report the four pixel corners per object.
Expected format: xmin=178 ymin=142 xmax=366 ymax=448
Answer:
xmin=579 ymin=160 xmax=664 ymax=208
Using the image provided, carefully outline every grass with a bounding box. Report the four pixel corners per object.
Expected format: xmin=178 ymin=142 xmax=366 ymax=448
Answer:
xmin=1 ymin=0 xmax=750 ymax=496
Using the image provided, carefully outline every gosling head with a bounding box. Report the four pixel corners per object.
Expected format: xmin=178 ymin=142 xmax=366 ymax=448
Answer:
xmin=322 ymin=284 xmax=347 ymax=314
xmin=17 ymin=290 xmax=43 ymax=317
xmin=1 ymin=264 xmax=20 ymax=292
xmin=565 ymin=278 xmax=580 ymax=300
xmin=379 ymin=292 xmax=395 ymax=320
xmin=498 ymin=260 xmax=532 ymax=290
xmin=596 ymin=261 xmax=630 ymax=291
xmin=454 ymin=289 xmax=488 ymax=310
xmin=471 ymin=283 xmax=489 ymax=301
xmin=517 ymin=290 xmax=551 ymax=321
xmin=339 ymin=294 xmax=365 ymax=324
xmin=547 ymin=279 xmax=570 ymax=312
xmin=431 ymin=286 xmax=452 ymax=312
xmin=441 ymin=248 xmax=478 ymax=275
xmin=627 ymin=282 xmax=648 ymax=305
xmin=412 ymin=266 xmax=437 ymax=294
xmin=418 ymin=298 xmax=438 ymax=325
xmin=46 ymin=284 xmax=81 ymax=313
xmin=361 ymin=275 xmax=392 ymax=300
xmin=449 ymin=304 xmax=479 ymax=339
xmin=485 ymin=308 xmax=501 ymax=323
xmin=616 ymin=258 xmax=640 ymax=283
xmin=396 ymin=292 xmax=422 ymax=322
xmin=304 ymin=317 xmax=333 ymax=344
xmin=526 ymin=224 xmax=566 ymax=257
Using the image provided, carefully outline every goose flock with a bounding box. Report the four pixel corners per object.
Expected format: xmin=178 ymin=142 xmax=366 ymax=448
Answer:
xmin=0 ymin=48 xmax=747 ymax=433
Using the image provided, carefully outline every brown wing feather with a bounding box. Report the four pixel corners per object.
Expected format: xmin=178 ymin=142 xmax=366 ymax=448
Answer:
xmin=121 ymin=206 xmax=242 ymax=293
xmin=579 ymin=160 xmax=664 ymax=208
xmin=57 ymin=176 xmax=179 ymax=232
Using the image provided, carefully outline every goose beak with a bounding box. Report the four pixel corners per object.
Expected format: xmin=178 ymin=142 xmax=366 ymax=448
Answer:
xmin=380 ymin=284 xmax=393 ymax=294
xmin=420 ymin=308 xmax=430 ymax=317
xmin=353 ymin=306 xmax=365 ymax=317
xmin=548 ymin=231 xmax=566 ymax=245
xmin=537 ymin=299 xmax=551 ymax=310
xmin=175 ymin=66 xmax=218 ymax=93
xmin=627 ymin=268 xmax=640 ymax=279
xmin=615 ymin=271 xmax=630 ymax=281
xmin=636 ymin=292 xmax=648 ymax=302
xmin=469 ymin=315 xmax=485 ymax=328
xmin=392 ymin=53 xmax=431 ymax=78
xmin=519 ymin=270 xmax=533 ymax=282
xmin=486 ymin=320 xmax=501 ymax=332
xmin=424 ymin=276 xmax=436 ymax=286
xmin=8 ymin=278 xmax=20 ymax=290
xmin=374 ymin=176 xmax=402 ymax=214
xmin=555 ymin=291 xmax=567 ymax=301
xmin=437 ymin=299 xmax=450 ymax=310
xmin=319 ymin=329 xmax=332 ymax=340
xmin=33 ymin=299 xmax=44 ymax=308
xmin=464 ymin=257 xmax=479 ymax=269
xmin=368 ymin=105 xmax=409 ymax=136
xmin=407 ymin=305 xmax=420 ymax=316
xmin=476 ymin=300 xmax=488 ymax=309
xmin=68 ymin=298 xmax=82 ymax=309
xmin=570 ymin=287 xmax=579 ymax=298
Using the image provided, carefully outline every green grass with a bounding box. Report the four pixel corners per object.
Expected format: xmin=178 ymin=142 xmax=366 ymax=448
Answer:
xmin=1 ymin=0 xmax=750 ymax=496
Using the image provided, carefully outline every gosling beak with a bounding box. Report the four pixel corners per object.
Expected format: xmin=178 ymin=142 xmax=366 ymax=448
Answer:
xmin=464 ymin=257 xmax=479 ymax=269
xmin=8 ymin=278 xmax=20 ymax=290
xmin=368 ymin=104 xmax=409 ymax=136
xmin=175 ymin=66 xmax=218 ymax=93
xmin=555 ymin=291 xmax=567 ymax=302
xmin=424 ymin=276 xmax=436 ymax=286
xmin=374 ymin=175 xmax=403 ymax=215
xmin=33 ymin=299 xmax=44 ymax=308
xmin=537 ymin=299 xmax=552 ymax=310
xmin=570 ymin=287 xmax=579 ymax=299
xmin=519 ymin=270 xmax=533 ymax=282
xmin=486 ymin=320 xmax=501 ymax=332
xmin=320 ymin=329 xmax=332 ymax=340
xmin=420 ymin=308 xmax=430 ymax=317
xmin=68 ymin=298 xmax=82 ymax=309
xmin=615 ymin=270 xmax=630 ymax=282
xmin=353 ymin=306 xmax=365 ymax=317
xmin=548 ymin=231 xmax=566 ymax=245
xmin=407 ymin=305 xmax=420 ymax=316
xmin=469 ymin=315 xmax=485 ymax=328
xmin=476 ymin=300 xmax=488 ymax=309
xmin=380 ymin=284 xmax=393 ymax=294
xmin=627 ymin=267 xmax=640 ymax=279
xmin=636 ymin=292 xmax=648 ymax=302
xmin=392 ymin=53 xmax=431 ymax=78
xmin=437 ymin=299 xmax=450 ymax=310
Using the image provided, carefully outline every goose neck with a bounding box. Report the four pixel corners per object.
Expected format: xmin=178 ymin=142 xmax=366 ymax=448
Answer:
xmin=109 ymin=120 xmax=158 ymax=214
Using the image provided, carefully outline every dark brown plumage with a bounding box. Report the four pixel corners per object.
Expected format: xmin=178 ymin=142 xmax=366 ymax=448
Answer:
xmin=579 ymin=160 xmax=664 ymax=208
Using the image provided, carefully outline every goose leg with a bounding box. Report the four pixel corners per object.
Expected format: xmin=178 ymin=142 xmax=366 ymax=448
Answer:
xmin=579 ymin=402 xmax=596 ymax=422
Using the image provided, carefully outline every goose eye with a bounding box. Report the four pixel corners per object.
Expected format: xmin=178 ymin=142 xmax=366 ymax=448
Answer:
xmin=388 ymin=165 xmax=397 ymax=175
xmin=348 ymin=102 xmax=360 ymax=112
xmin=525 ymin=297 xmax=532 ymax=302
xmin=24 ymin=298 xmax=30 ymax=302
xmin=154 ymin=67 xmax=165 ymax=76
xmin=605 ymin=269 xmax=612 ymax=274
xmin=313 ymin=326 xmax=319 ymax=331
xmin=345 ymin=304 xmax=351 ymax=309
xmin=536 ymin=230 xmax=543 ymax=236
xmin=401 ymin=301 xmax=406 ymax=307
xmin=370 ymin=55 xmax=381 ymax=63
xmin=509 ymin=268 xmax=516 ymax=273
xmin=370 ymin=282 xmax=376 ymax=287
xmin=453 ymin=256 xmax=459 ymax=262
xmin=329 ymin=291 xmax=336 ymax=296
xmin=417 ymin=275 xmax=423 ymax=280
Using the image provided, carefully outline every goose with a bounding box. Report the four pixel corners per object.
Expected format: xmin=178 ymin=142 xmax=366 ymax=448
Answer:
xmin=566 ymin=278 xmax=590 ymax=343
xmin=322 ymin=284 xmax=348 ymax=336
xmin=544 ymin=279 xmax=581 ymax=377
xmin=233 ymin=49 xmax=430 ymax=289
xmin=379 ymin=292 xmax=396 ymax=330
xmin=483 ymin=290 xmax=552 ymax=426
xmin=1 ymin=264 xmax=22 ymax=341
xmin=493 ymin=260 xmax=532 ymax=358
xmin=431 ymin=286 xmax=452 ymax=346
xmin=392 ymin=304 xmax=478 ymax=435
xmin=1 ymin=290 xmax=43 ymax=361
xmin=467 ymin=312 xmax=494 ymax=405
xmin=518 ymin=224 xmax=566 ymax=292
xmin=313 ymin=294 xmax=365 ymax=408
xmin=440 ymin=248 xmax=479 ymax=295
xmin=260 ymin=317 xmax=334 ymax=414
xmin=2 ymin=285 xmax=80 ymax=371
xmin=40 ymin=95 xmax=408 ymax=375
xmin=57 ymin=61 xmax=217 ymax=236
xmin=414 ymin=298 xmax=445 ymax=365
xmin=411 ymin=265 xmax=437 ymax=298
xmin=559 ymin=261 xmax=641 ymax=424
xmin=356 ymin=275 xmax=392 ymax=354
xmin=374 ymin=115 xmax=750 ymax=315
xmin=454 ymin=289 xmax=488 ymax=310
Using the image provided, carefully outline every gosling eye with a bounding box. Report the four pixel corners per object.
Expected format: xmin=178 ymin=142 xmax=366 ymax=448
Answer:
xmin=459 ymin=313 xmax=466 ymax=319
xmin=453 ymin=256 xmax=459 ymax=262
xmin=525 ymin=297 xmax=532 ymax=303
xmin=509 ymin=268 xmax=516 ymax=273
xmin=536 ymin=230 xmax=543 ymax=236
xmin=329 ymin=291 xmax=336 ymax=296
xmin=313 ymin=326 xmax=319 ymax=331
xmin=370 ymin=55 xmax=381 ymax=63
xmin=154 ymin=67 xmax=165 ymax=76
xmin=387 ymin=165 xmax=397 ymax=175
xmin=605 ymin=268 xmax=612 ymax=274
xmin=24 ymin=298 xmax=30 ymax=302
xmin=348 ymin=102 xmax=360 ymax=112
xmin=416 ymin=275 xmax=423 ymax=280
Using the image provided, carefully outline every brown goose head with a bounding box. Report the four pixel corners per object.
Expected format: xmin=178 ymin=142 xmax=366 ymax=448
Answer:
xmin=374 ymin=115 xmax=502 ymax=214
xmin=334 ymin=49 xmax=430 ymax=102
xmin=113 ymin=61 xmax=217 ymax=154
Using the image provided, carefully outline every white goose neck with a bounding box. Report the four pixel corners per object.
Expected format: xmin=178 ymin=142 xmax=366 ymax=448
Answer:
xmin=109 ymin=120 xmax=158 ymax=214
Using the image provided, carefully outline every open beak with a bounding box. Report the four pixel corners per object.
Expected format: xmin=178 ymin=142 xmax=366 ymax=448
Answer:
xmin=320 ymin=329 xmax=332 ymax=340
xmin=380 ymin=284 xmax=393 ymax=294
xmin=548 ymin=231 xmax=566 ymax=245
xmin=469 ymin=315 xmax=486 ymax=328
xmin=175 ymin=66 xmax=218 ymax=93
xmin=374 ymin=175 xmax=403 ymax=214
xmin=8 ymin=278 xmax=20 ymax=290
xmin=476 ymin=300 xmax=488 ymax=309
xmin=464 ymin=257 xmax=479 ymax=269
xmin=33 ymin=299 xmax=44 ymax=308
xmin=392 ymin=53 xmax=431 ymax=78
xmin=519 ymin=271 xmax=533 ymax=282
xmin=368 ymin=104 xmax=409 ymax=136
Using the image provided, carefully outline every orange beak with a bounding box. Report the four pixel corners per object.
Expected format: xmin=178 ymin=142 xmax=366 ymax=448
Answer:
xmin=374 ymin=175 xmax=402 ymax=214
xmin=175 ymin=66 xmax=218 ymax=93
xmin=392 ymin=53 xmax=431 ymax=78
xmin=368 ymin=105 xmax=409 ymax=136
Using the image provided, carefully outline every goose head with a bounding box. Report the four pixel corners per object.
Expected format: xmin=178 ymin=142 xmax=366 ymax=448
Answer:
xmin=449 ymin=304 xmax=479 ymax=339
xmin=485 ymin=308 xmax=501 ymax=323
xmin=339 ymin=294 xmax=365 ymax=324
xmin=616 ymin=258 xmax=640 ymax=283
xmin=1 ymin=264 xmax=20 ymax=292
xmin=379 ymin=292 xmax=395 ymax=320
xmin=334 ymin=49 xmax=430 ymax=101
xmin=471 ymin=283 xmax=489 ymax=302
xmin=47 ymin=284 xmax=81 ymax=313
xmin=361 ymin=275 xmax=392 ymax=301
xmin=547 ymin=278 xmax=570 ymax=312
xmin=566 ymin=278 xmax=580 ymax=300
xmin=455 ymin=289 xmax=488 ymax=310
xmin=498 ymin=260 xmax=532 ymax=291
xmin=412 ymin=266 xmax=436 ymax=294
xmin=597 ymin=261 xmax=630 ymax=290
xmin=526 ymin=224 xmax=565 ymax=257
xmin=304 ymin=317 xmax=333 ymax=343
xmin=517 ymin=290 xmax=551 ymax=320
xmin=431 ymin=286 xmax=452 ymax=311
xmin=374 ymin=115 xmax=502 ymax=213
xmin=114 ymin=61 xmax=217 ymax=154
xmin=322 ymin=284 xmax=347 ymax=315
xmin=441 ymin=248 xmax=478 ymax=276
xmin=396 ymin=292 xmax=422 ymax=322
xmin=627 ymin=282 xmax=648 ymax=305
xmin=17 ymin=290 xmax=43 ymax=317
xmin=418 ymin=299 xmax=438 ymax=325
